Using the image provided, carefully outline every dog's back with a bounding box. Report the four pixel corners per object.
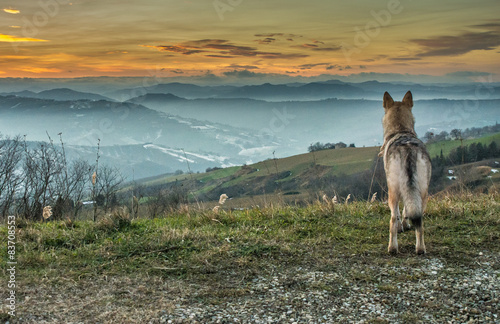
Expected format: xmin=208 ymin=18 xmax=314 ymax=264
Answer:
xmin=382 ymin=91 xmax=431 ymax=254
xmin=384 ymin=134 xmax=431 ymax=227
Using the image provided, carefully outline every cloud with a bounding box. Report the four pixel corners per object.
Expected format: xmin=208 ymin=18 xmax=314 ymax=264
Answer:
xmin=389 ymin=57 xmax=422 ymax=61
xmin=254 ymin=33 xmax=284 ymax=37
xmin=311 ymin=46 xmax=342 ymax=52
xmin=298 ymin=63 xmax=331 ymax=70
xmin=290 ymin=40 xmax=341 ymax=52
xmin=144 ymin=39 xmax=309 ymax=60
xmin=445 ymin=71 xmax=490 ymax=78
xmin=255 ymin=33 xmax=302 ymax=39
xmin=326 ymin=65 xmax=352 ymax=71
xmin=253 ymin=33 xmax=303 ymax=44
xmin=255 ymin=38 xmax=276 ymax=44
xmin=0 ymin=34 xmax=48 ymax=42
xmin=146 ymin=45 xmax=206 ymax=55
xmin=16 ymin=67 xmax=63 ymax=73
xmin=222 ymin=69 xmax=268 ymax=78
xmin=469 ymin=22 xmax=500 ymax=29
xmin=3 ymin=8 xmax=20 ymax=14
xmin=412 ymin=22 xmax=500 ymax=57
xmin=205 ymin=54 xmax=234 ymax=58
xmin=293 ymin=44 xmax=319 ymax=49
xmin=227 ymin=64 xmax=259 ymax=70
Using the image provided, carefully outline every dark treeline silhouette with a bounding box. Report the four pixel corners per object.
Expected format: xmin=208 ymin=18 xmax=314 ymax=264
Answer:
xmin=308 ymin=142 xmax=355 ymax=152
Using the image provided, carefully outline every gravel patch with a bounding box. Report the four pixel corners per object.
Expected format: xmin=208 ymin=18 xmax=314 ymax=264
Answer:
xmin=158 ymin=254 xmax=499 ymax=324
xmin=6 ymin=253 xmax=499 ymax=323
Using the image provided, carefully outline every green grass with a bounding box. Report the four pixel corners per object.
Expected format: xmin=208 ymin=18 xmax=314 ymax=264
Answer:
xmin=1 ymin=193 xmax=499 ymax=322
xmin=427 ymin=132 xmax=500 ymax=158
xmin=2 ymin=192 xmax=498 ymax=283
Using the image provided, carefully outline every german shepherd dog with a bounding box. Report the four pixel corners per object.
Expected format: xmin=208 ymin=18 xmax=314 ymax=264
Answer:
xmin=381 ymin=91 xmax=431 ymax=254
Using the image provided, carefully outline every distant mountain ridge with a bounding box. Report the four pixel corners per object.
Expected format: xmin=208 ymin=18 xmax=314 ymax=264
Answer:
xmin=108 ymin=80 xmax=500 ymax=101
xmin=1 ymin=88 xmax=112 ymax=101
xmin=2 ymin=79 xmax=500 ymax=180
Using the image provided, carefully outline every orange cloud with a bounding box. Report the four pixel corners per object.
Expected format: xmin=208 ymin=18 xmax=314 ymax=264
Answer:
xmin=0 ymin=34 xmax=48 ymax=42
xmin=17 ymin=67 xmax=63 ymax=74
xmin=144 ymin=39 xmax=309 ymax=60
xmin=3 ymin=8 xmax=20 ymax=14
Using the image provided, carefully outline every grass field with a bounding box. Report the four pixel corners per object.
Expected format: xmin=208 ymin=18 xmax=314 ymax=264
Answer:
xmin=1 ymin=192 xmax=499 ymax=322
xmin=427 ymin=132 xmax=500 ymax=158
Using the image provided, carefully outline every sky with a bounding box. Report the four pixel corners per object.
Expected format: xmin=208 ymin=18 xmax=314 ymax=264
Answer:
xmin=1 ymin=0 xmax=500 ymax=83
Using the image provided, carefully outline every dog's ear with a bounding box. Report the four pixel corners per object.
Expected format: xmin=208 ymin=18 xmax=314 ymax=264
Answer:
xmin=383 ymin=92 xmax=394 ymax=109
xmin=402 ymin=91 xmax=413 ymax=108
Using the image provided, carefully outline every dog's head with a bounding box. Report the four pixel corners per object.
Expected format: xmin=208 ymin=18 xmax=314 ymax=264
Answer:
xmin=382 ymin=91 xmax=416 ymax=136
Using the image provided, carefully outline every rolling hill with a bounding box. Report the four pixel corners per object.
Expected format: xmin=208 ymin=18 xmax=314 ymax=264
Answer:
xmin=0 ymin=95 xmax=289 ymax=177
xmin=134 ymin=133 xmax=500 ymax=205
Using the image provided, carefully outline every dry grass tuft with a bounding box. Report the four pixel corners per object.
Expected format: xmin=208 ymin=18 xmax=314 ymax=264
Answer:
xmin=219 ymin=194 xmax=228 ymax=205
xmin=96 ymin=207 xmax=131 ymax=232
xmin=42 ymin=206 xmax=52 ymax=220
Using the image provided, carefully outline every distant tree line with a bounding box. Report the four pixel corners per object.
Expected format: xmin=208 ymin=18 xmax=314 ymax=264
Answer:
xmin=308 ymin=141 xmax=355 ymax=152
xmin=431 ymin=141 xmax=498 ymax=171
xmin=424 ymin=123 xmax=500 ymax=143
xmin=0 ymin=133 xmax=123 ymax=220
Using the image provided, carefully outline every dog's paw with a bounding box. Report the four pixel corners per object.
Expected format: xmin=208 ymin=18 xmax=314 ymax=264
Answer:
xmin=388 ymin=246 xmax=399 ymax=254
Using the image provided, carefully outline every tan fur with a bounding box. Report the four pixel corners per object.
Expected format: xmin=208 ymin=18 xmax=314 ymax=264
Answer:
xmin=381 ymin=91 xmax=431 ymax=255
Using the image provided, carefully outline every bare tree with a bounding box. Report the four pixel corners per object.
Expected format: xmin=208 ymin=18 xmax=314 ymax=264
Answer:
xmin=68 ymin=159 xmax=92 ymax=218
xmin=19 ymin=141 xmax=65 ymax=220
xmin=52 ymin=158 xmax=92 ymax=219
xmin=146 ymin=188 xmax=169 ymax=218
xmin=95 ymin=164 xmax=124 ymax=213
xmin=0 ymin=135 xmax=24 ymax=217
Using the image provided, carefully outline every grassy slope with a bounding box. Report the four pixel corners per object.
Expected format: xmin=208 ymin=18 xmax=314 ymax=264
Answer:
xmin=427 ymin=132 xmax=500 ymax=158
xmin=137 ymin=133 xmax=500 ymax=203
xmin=137 ymin=147 xmax=381 ymax=194
xmin=1 ymin=193 xmax=499 ymax=322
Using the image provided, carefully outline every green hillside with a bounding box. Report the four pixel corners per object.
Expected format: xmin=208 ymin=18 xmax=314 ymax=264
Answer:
xmin=135 ymin=146 xmax=381 ymax=200
xmin=133 ymin=132 xmax=500 ymax=206
xmin=427 ymin=132 xmax=500 ymax=158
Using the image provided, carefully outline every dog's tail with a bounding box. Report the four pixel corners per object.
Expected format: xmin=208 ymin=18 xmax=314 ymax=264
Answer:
xmin=401 ymin=150 xmax=424 ymax=229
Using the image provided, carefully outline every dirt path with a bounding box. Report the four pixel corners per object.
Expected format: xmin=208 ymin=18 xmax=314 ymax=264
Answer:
xmin=6 ymin=252 xmax=499 ymax=323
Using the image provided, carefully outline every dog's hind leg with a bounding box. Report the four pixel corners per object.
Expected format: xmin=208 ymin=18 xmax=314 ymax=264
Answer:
xmin=388 ymin=187 xmax=401 ymax=254
xmin=415 ymin=222 xmax=425 ymax=255
xmin=415 ymin=192 xmax=428 ymax=255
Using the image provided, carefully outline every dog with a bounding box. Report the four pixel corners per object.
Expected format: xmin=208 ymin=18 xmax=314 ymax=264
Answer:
xmin=380 ymin=91 xmax=431 ymax=254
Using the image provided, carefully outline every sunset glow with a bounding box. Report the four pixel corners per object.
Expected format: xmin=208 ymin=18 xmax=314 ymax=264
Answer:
xmin=0 ymin=0 xmax=499 ymax=81
xmin=0 ymin=33 xmax=48 ymax=43
xmin=3 ymin=8 xmax=20 ymax=14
